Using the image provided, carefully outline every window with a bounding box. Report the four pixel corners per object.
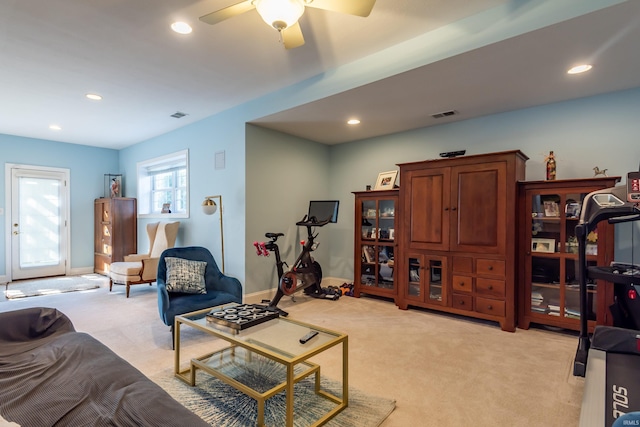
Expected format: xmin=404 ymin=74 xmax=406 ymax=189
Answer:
xmin=137 ymin=150 xmax=189 ymax=218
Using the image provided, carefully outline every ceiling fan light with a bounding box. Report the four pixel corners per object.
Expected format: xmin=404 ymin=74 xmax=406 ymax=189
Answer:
xmin=255 ymin=0 xmax=305 ymax=31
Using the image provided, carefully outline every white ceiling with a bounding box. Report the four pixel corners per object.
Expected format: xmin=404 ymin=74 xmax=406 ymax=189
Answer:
xmin=1 ymin=0 xmax=639 ymax=149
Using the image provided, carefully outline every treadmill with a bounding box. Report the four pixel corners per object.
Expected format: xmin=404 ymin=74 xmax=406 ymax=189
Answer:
xmin=573 ymin=172 xmax=640 ymax=426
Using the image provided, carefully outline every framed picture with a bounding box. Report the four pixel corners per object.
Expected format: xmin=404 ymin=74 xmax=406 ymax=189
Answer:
xmin=389 ymin=228 xmax=395 ymax=240
xmin=161 ymin=203 xmax=171 ymax=214
xmin=543 ymin=201 xmax=559 ymax=217
xmin=531 ymin=238 xmax=555 ymax=253
xmin=374 ymin=170 xmax=398 ymax=190
xmin=565 ymin=202 xmax=581 ymax=218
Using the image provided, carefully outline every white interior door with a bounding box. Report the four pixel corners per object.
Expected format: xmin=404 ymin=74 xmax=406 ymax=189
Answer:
xmin=10 ymin=166 xmax=69 ymax=280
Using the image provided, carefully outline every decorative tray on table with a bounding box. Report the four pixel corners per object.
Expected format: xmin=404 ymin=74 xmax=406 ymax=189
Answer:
xmin=205 ymin=304 xmax=279 ymax=334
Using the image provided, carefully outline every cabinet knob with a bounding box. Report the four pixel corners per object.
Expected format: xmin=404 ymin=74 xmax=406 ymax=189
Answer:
xmin=487 ymin=305 xmax=493 ymax=310
xmin=452 ymin=207 xmax=457 ymax=211
xmin=459 ymin=282 xmax=465 ymax=287
xmin=488 ymin=266 xmax=493 ymax=271
xmin=459 ymin=300 xmax=465 ymax=305
xmin=444 ymin=207 xmax=449 ymax=211
xmin=488 ymin=285 xmax=493 ymax=290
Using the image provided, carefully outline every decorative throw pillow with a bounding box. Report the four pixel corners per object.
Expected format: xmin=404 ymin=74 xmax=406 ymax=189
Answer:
xmin=165 ymin=257 xmax=207 ymax=294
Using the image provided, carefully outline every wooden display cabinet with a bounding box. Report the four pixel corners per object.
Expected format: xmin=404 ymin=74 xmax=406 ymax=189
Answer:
xmin=353 ymin=189 xmax=398 ymax=303
xmin=397 ymin=150 xmax=527 ymax=331
xmin=94 ymin=197 xmax=137 ymax=275
xmin=518 ymin=177 xmax=619 ymax=332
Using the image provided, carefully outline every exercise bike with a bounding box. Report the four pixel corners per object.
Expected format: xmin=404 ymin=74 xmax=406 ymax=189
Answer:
xmin=254 ymin=208 xmax=340 ymax=316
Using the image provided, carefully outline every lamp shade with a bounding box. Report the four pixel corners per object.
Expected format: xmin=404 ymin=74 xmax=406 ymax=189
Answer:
xmin=202 ymin=198 xmax=217 ymax=215
xmin=255 ymin=0 xmax=305 ymax=30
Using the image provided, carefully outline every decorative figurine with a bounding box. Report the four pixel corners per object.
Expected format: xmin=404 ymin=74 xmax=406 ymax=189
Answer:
xmin=593 ymin=166 xmax=608 ymax=177
xmin=110 ymin=178 xmax=120 ymax=197
xmin=545 ymin=151 xmax=556 ymax=181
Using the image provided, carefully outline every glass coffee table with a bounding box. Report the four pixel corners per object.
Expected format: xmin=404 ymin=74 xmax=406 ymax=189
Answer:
xmin=174 ymin=303 xmax=348 ymax=427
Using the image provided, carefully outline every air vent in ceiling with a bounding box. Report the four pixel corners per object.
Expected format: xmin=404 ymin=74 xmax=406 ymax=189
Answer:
xmin=431 ymin=110 xmax=457 ymax=119
xmin=171 ymin=111 xmax=188 ymax=119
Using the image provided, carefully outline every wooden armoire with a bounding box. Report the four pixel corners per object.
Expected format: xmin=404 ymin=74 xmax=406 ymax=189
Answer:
xmin=94 ymin=198 xmax=137 ymax=275
xmin=396 ymin=150 xmax=527 ymax=331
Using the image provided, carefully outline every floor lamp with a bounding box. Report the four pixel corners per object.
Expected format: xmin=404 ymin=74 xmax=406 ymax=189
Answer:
xmin=202 ymin=195 xmax=225 ymax=273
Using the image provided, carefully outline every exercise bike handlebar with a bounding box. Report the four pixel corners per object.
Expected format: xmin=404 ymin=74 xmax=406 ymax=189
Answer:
xmin=295 ymin=215 xmax=332 ymax=227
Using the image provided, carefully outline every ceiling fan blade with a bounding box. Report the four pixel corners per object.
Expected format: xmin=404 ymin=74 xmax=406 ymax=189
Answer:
xmin=282 ymin=22 xmax=305 ymax=49
xmin=304 ymin=0 xmax=376 ymax=17
xmin=199 ymin=1 xmax=255 ymax=25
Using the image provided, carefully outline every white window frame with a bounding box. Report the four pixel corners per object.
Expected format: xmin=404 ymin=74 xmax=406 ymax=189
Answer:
xmin=137 ymin=149 xmax=189 ymax=219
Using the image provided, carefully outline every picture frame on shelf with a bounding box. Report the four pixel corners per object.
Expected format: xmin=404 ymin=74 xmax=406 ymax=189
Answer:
xmin=532 ymin=238 xmax=555 ymax=253
xmin=565 ymin=201 xmax=581 ymax=218
xmin=374 ymin=170 xmax=398 ymax=190
xmin=389 ymin=228 xmax=395 ymax=240
xmin=543 ymin=201 xmax=560 ymax=217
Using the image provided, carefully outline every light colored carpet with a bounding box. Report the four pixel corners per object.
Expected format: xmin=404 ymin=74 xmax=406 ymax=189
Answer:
xmin=0 ymin=280 xmax=585 ymax=426
xmin=3 ymin=274 xmax=107 ymax=299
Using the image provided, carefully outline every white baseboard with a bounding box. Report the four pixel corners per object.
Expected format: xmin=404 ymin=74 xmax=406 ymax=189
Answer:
xmin=70 ymin=267 xmax=98 ymax=276
xmin=243 ymin=276 xmax=352 ymax=304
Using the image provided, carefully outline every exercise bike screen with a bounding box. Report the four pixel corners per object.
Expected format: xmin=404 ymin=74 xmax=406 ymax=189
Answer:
xmin=308 ymin=200 xmax=339 ymax=223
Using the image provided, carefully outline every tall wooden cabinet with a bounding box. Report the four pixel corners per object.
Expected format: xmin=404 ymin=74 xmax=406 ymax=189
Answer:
xmin=94 ymin=198 xmax=137 ymax=275
xmin=517 ymin=177 xmax=619 ymax=332
xmin=397 ymin=150 xmax=527 ymax=331
xmin=353 ymin=189 xmax=399 ymax=303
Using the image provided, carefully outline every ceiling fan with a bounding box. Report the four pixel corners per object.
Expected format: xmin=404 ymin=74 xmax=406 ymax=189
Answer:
xmin=199 ymin=0 xmax=377 ymax=49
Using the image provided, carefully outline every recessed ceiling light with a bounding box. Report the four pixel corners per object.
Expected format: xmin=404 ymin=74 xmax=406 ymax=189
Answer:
xmin=567 ymin=64 xmax=592 ymax=74
xmin=49 ymin=124 xmax=62 ymax=131
xmin=171 ymin=22 xmax=192 ymax=34
xmin=86 ymin=93 xmax=102 ymax=101
xmin=347 ymin=119 xmax=360 ymax=125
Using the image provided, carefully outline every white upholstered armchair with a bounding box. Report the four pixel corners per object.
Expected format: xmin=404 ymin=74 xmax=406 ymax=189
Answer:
xmin=109 ymin=221 xmax=180 ymax=297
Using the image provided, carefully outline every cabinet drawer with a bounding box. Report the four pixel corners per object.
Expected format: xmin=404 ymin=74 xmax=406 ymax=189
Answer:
xmin=452 ymin=294 xmax=473 ymax=311
xmin=475 ymin=297 xmax=505 ymax=317
xmin=452 ymin=256 xmax=473 ymax=273
xmin=452 ymin=275 xmax=472 ymax=293
xmin=476 ymin=278 xmax=505 ymax=298
xmin=476 ymin=259 xmax=505 ymax=277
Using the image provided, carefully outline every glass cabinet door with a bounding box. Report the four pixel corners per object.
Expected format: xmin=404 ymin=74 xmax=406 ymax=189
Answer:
xmin=357 ymin=195 xmax=396 ymax=293
xmin=528 ymin=190 xmax=597 ymax=322
xmin=406 ymin=254 xmax=445 ymax=305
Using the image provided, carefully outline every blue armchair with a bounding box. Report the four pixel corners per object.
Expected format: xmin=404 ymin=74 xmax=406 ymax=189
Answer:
xmin=157 ymin=246 xmax=243 ymax=334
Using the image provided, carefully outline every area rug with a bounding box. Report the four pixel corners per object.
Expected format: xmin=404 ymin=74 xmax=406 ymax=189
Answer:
xmin=3 ymin=274 xmax=106 ymax=299
xmin=153 ymin=360 xmax=395 ymax=427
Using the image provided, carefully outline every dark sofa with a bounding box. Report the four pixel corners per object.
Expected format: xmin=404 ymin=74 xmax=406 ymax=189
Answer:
xmin=0 ymin=307 xmax=208 ymax=426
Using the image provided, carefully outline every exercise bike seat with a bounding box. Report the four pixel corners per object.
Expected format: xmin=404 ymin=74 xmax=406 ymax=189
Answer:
xmin=265 ymin=232 xmax=284 ymax=239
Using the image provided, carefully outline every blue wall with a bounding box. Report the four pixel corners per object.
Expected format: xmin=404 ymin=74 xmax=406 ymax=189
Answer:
xmin=327 ymin=88 xmax=640 ymax=280
xmin=2 ymin=0 xmax=636 ymax=291
xmin=0 ymin=134 xmax=118 ymax=279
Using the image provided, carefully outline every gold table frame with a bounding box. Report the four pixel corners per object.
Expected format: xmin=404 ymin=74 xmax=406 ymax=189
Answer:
xmin=174 ymin=304 xmax=348 ymax=427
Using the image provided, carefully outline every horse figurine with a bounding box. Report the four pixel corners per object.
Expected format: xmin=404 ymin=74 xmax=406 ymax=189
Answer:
xmin=593 ymin=166 xmax=608 ymax=177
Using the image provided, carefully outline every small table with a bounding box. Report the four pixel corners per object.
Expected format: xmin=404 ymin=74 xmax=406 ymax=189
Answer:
xmin=174 ymin=304 xmax=348 ymax=427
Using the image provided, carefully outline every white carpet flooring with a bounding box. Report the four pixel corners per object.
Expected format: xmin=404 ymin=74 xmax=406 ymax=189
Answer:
xmin=0 ymin=277 xmax=585 ymax=426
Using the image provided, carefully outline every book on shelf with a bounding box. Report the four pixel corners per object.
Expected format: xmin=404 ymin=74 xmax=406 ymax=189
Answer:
xmin=362 ymin=245 xmax=375 ymax=263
